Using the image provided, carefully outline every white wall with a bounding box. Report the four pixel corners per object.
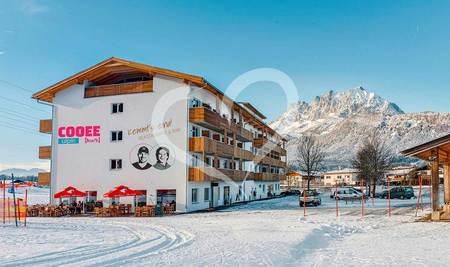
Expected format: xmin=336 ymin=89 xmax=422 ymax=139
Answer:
xmin=51 ymin=75 xmax=190 ymax=212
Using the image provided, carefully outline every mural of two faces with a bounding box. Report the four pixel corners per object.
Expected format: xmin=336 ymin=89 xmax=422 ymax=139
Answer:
xmin=130 ymin=144 xmax=174 ymax=171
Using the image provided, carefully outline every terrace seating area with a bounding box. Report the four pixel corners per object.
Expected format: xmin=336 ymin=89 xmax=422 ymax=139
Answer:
xmin=27 ymin=204 xmax=83 ymax=217
xmin=93 ymin=204 xmax=133 ymax=217
xmin=25 ymin=203 xmax=175 ymax=217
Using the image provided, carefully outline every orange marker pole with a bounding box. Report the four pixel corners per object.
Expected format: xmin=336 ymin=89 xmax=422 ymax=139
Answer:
xmin=17 ymin=199 xmax=21 ymax=222
xmin=303 ymin=181 xmax=307 ymax=217
xmin=7 ymin=197 xmax=10 ymax=223
xmin=24 ymin=190 xmax=28 ymax=227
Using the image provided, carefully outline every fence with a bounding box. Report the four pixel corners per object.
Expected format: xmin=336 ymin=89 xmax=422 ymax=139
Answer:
xmin=1 ymin=182 xmax=28 ymax=227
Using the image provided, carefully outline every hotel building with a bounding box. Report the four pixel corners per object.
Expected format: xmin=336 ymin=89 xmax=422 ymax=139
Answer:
xmin=33 ymin=58 xmax=287 ymax=212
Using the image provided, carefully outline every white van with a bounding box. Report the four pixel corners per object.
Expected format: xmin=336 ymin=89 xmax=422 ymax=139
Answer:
xmin=330 ymin=187 xmax=363 ymax=200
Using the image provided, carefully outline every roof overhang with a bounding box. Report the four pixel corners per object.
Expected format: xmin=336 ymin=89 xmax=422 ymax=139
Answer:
xmin=32 ymin=57 xmax=285 ymax=139
xmin=401 ymin=134 xmax=450 ymax=163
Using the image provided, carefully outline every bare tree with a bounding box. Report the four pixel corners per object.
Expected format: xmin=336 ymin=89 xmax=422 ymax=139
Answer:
xmin=352 ymin=133 xmax=394 ymax=197
xmin=294 ymin=135 xmax=326 ymax=190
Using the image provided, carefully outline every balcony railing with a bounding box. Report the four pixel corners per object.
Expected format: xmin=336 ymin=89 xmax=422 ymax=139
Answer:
xmin=188 ymin=167 xmax=254 ymax=182
xmin=254 ymin=172 xmax=284 ymax=181
xmin=85 ymin=80 xmax=153 ymax=98
xmin=39 ymin=119 xmax=52 ymax=134
xmin=253 ymin=155 xmax=286 ymax=167
xmin=189 ymin=136 xmax=256 ymax=160
xmin=253 ymin=137 xmax=286 ymax=156
xmin=189 ymin=107 xmax=253 ymax=141
xmin=39 ymin=146 xmax=51 ymax=160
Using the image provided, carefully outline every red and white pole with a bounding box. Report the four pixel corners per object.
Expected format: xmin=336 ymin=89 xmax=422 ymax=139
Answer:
xmin=303 ymin=179 xmax=307 ymax=217
xmin=335 ymin=182 xmax=339 ymax=217
xmin=24 ymin=190 xmax=28 ymax=227
xmin=388 ymin=178 xmax=391 ymax=217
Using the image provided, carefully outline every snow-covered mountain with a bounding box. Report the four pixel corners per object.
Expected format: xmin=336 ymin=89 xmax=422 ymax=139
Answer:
xmin=0 ymin=168 xmax=44 ymax=177
xmin=270 ymin=87 xmax=450 ymax=168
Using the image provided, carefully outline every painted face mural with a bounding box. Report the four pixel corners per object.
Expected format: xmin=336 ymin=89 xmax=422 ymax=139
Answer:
xmin=131 ymin=144 xmax=152 ymax=170
xmin=154 ymin=146 xmax=171 ymax=170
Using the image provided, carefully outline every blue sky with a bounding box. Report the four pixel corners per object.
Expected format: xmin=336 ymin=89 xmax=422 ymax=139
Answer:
xmin=0 ymin=0 xmax=449 ymax=170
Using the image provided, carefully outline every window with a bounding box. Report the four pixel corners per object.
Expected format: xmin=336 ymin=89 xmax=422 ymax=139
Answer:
xmin=205 ymin=156 xmax=213 ymax=167
xmin=112 ymin=103 xmax=124 ymax=114
xmin=191 ymin=154 xmax=200 ymax=167
xmin=190 ymin=98 xmax=202 ymax=108
xmin=204 ymin=188 xmax=210 ymax=201
xmin=262 ymin=184 xmax=266 ymax=192
xmin=110 ymin=159 xmax=122 ymax=170
xmin=111 ymin=131 xmax=123 ymax=142
xmin=191 ymin=126 xmax=200 ymax=137
xmin=192 ymin=188 xmax=198 ymax=203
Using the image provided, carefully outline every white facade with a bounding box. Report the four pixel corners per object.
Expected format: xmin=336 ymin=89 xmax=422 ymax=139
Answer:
xmin=323 ymin=169 xmax=358 ymax=186
xmin=48 ymin=74 xmax=281 ymax=213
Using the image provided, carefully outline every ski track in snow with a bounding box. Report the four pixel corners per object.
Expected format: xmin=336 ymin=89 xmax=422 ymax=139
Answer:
xmin=0 ymin=221 xmax=194 ymax=267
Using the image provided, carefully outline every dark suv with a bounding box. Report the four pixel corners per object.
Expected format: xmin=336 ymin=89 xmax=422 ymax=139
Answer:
xmin=379 ymin=186 xmax=414 ymax=199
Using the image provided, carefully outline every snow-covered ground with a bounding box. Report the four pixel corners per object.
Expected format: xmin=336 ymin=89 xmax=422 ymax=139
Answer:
xmin=1 ymin=188 xmax=449 ymax=266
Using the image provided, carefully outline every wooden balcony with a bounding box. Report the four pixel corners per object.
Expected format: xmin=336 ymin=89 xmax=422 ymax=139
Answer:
xmin=234 ymin=147 xmax=254 ymax=161
xmin=85 ymin=80 xmax=153 ymax=98
xmin=189 ymin=107 xmax=253 ymax=141
xmin=253 ymin=137 xmax=286 ymax=156
xmin=188 ymin=167 xmax=254 ymax=182
xmin=189 ymin=137 xmax=234 ymax=158
xmin=254 ymin=172 xmax=282 ymax=181
xmin=38 ymin=172 xmax=50 ymax=186
xmin=253 ymin=155 xmax=286 ymax=167
xmin=39 ymin=119 xmax=52 ymax=134
xmin=229 ymin=121 xmax=253 ymax=141
xmin=188 ymin=167 xmax=212 ymax=182
xmin=39 ymin=146 xmax=51 ymax=160
xmin=189 ymin=107 xmax=227 ymax=132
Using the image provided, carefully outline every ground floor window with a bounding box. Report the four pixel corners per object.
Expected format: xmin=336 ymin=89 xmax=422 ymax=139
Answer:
xmin=85 ymin=191 xmax=97 ymax=212
xmin=204 ymin=188 xmax=210 ymax=201
xmin=192 ymin=188 xmax=198 ymax=203
xmin=136 ymin=190 xmax=147 ymax=207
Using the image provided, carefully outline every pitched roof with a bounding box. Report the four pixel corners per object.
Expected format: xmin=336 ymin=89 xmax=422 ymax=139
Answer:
xmin=239 ymin=102 xmax=267 ymax=120
xmin=401 ymin=134 xmax=450 ymax=162
xmin=32 ymin=57 xmax=285 ymax=139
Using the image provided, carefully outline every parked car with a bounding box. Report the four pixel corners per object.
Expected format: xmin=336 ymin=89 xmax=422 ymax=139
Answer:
xmin=379 ymin=186 xmax=415 ymax=199
xmin=299 ymin=189 xmax=322 ymax=207
xmin=330 ymin=187 xmax=364 ymax=200
xmin=280 ymin=189 xmax=300 ymax=197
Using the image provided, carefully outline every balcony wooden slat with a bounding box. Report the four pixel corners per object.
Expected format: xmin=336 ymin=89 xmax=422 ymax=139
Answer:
xmin=85 ymin=80 xmax=153 ymax=98
xmin=188 ymin=167 xmax=254 ymax=182
xmin=254 ymin=172 xmax=283 ymax=181
xmin=253 ymin=137 xmax=287 ymax=156
xmin=38 ymin=172 xmax=50 ymax=186
xmin=39 ymin=119 xmax=52 ymax=134
xmin=39 ymin=146 xmax=51 ymax=160
xmin=189 ymin=107 xmax=253 ymax=141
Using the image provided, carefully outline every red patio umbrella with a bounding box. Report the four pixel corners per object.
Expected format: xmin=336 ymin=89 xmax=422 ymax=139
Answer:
xmin=103 ymin=185 xmax=144 ymax=198
xmin=54 ymin=186 xmax=87 ymax=198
